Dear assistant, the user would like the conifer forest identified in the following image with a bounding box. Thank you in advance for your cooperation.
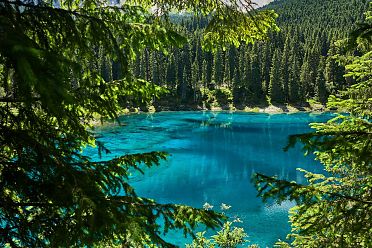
[121,0,368,110]
[0,0,371,247]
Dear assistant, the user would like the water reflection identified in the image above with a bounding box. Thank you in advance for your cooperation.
[84,111,334,247]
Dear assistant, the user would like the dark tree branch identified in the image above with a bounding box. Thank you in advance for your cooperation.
[255,173,372,205]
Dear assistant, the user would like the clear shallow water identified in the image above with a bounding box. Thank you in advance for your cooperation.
[84,111,334,247]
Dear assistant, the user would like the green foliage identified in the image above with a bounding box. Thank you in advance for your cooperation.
[315,57,328,104]
[328,50,372,116]
[186,222,249,248]
[186,231,216,248]
[128,0,279,52]
[214,88,234,107]
[133,0,366,110]
[269,49,284,103]
[203,9,279,52]
[186,203,259,248]
[253,4,372,247]
[202,87,233,109]
[212,222,248,248]
[0,0,277,247]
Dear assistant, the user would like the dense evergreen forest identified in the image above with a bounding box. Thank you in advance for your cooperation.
[1,0,371,246]
[0,0,278,247]
[116,0,368,110]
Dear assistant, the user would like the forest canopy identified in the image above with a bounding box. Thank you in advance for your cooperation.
[127,0,368,110]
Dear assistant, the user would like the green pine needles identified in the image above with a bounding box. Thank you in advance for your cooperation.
[0,0,277,247]
[254,3,372,247]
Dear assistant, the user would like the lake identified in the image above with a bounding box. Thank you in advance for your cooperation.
[84,111,333,247]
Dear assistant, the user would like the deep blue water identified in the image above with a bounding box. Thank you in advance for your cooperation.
[84,111,334,247]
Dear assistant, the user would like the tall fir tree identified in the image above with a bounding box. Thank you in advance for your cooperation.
[281,36,291,102]
[261,42,272,96]
[288,52,301,103]
[300,59,312,101]
[269,50,284,103]
[166,55,177,89]
[250,53,262,102]
[315,57,328,104]
[213,48,224,86]
[192,60,200,102]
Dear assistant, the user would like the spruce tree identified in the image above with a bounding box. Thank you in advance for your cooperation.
[213,49,224,86]
[1,0,278,246]
[325,43,346,93]
[261,42,272,96]
[205,52,213,84]
[269,50,284,104]
[250,54,262,102]
[166,55,177,89]
[183,44,192,84]
[300,59,312,101]
[281,36,291,102]
[315,57,328,104]
[244,49,252,86]
[254,10,372,246]
[223,59,231,88]
[228,46,238,80]
[201,59,208,93]
[288,53,301,103]
[192,60,199,102]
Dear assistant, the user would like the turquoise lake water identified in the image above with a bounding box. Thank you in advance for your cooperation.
[84,111,334,247]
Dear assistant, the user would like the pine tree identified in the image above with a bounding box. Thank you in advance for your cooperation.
[250,53,262,102]
[166,55,177,89]
[315,57,328,104]
[223,59,231,88]
[269,50,284,104]
[128,0,365,107]
[192,60,199,102]
[281,36,291,102]
[228,46,238,80]
[288,53,301,103]
[254,10,372,246]
[307,48,320,96]
[213,48,224,86]
[201,59,208,93]
[181,69,188,100]
[325,43,346,94]
[3,0,279,246]
[176,48,184,86]
[157,53,167,86]
[261,42,271,96]
[243,49,252,88]
[300,59,312,101]
[205,52,213,84]
[183,44,192,87]
[233,66,241,86]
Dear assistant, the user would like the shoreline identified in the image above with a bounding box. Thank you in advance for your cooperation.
[126,103,326,114]
[90,104,329,126]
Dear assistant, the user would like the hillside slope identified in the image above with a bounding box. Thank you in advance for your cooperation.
[124,0,369,110]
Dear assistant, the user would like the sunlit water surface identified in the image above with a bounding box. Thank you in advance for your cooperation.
[84,111,334,247]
